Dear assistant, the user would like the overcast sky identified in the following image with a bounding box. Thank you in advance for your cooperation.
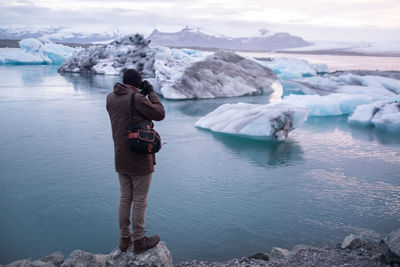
[1,0,400,42]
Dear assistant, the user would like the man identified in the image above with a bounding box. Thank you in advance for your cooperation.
[106,69,165,253]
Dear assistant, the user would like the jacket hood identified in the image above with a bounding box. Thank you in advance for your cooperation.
[113,82,138,95]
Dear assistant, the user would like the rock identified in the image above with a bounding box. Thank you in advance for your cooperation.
[5,259,33,267]
[270,247,290,259]
[384,229,400,264]
[341,234,367,249]
[248,252,269,261]
[5,257,59,267]
[60,250,105,267]
[39,252,64,266]
[26,261,54,267]
[106,241,172,267]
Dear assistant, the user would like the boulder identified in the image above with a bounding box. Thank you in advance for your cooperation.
[248,252,269,261]
[341,234,366,249]
[270,247,290,259]
[39,252,64,266]
[106,241,172,267]
[384,229,400,264]
[4,259,34,267]
[4,252,64,267]
[60,250,106,267]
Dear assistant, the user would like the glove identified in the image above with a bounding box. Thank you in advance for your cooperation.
[139,80,154,96]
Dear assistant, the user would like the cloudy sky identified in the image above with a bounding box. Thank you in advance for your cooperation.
[1,0,400,42]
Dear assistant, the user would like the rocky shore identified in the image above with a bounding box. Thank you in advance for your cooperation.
[2,229,400,267]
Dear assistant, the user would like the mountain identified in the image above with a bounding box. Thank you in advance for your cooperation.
[0,26,120,44]
[147,26,311,51]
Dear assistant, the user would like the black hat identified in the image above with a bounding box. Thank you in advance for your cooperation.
[123,69,142,88]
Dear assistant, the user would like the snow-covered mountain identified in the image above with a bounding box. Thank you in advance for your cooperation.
[147,26,311,51]
[0,26,120,44]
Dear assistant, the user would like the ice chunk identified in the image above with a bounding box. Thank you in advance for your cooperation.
[255,57,329,79]
[195,102,310,141]
[288,73,400,99]
[337,85,396,101]
[0,38,75,65]
[349,100,400,130]
[59,35,278,99]
[161,51,277,99]
[58,34,154,75]
[283,93,373,116]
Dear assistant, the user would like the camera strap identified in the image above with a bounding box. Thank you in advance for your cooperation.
[130,92,137,131]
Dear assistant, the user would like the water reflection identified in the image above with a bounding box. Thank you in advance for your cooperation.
[349,124,400,145]
[60,72,120,94]
[304,116,400,145]
[165,94,275,117]
[207,131,304,168]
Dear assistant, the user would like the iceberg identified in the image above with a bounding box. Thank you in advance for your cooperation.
[58,34,155,76]
[158,51,278,99]
[283,93,373,116]
[255,57,329,79]
[348,100,400,130]
[287,73,400,99]
[59,35,278,99]
[0,38,75,65]
[195,102,310,141]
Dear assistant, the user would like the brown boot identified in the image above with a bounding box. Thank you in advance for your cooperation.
[119,235,131,252]
[133,235,160,254]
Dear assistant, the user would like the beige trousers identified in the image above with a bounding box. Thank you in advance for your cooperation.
[118,173,152,241]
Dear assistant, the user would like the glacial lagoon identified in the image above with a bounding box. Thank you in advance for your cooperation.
[0,63,399,264]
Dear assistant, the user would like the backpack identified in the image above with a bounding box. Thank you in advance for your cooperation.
[128,93,162,154]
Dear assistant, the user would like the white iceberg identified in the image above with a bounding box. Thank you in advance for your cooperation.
[0,38,75,65]
[60,36,278,99]
[255,57,329,79]
[158,51,278,99]
[337,85,396,101]
[348,100,400,130]
[288,73,400,99]
[59,34,155,76]
[195,102,310,141]
[283,93,373,116]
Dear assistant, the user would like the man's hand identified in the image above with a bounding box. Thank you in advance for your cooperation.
[139,80,154,96]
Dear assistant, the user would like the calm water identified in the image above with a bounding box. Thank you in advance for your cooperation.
[0,64,400,264]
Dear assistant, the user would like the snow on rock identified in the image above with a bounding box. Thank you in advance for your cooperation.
[255,57,329,79]
[283,93,373,116]
[349,100,400,130]
[160,51,278,99]
[288,73,400,100]
[0,38,75,65]
[195,102,310,141]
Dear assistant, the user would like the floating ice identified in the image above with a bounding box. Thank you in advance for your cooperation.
[349,100,400,130]
[195,102,310,141]
[337,85,396,101]
[255,57,329,79]
[59,34,155,76]
[288,73,400,98]
[283,93,373,116]
[60,36,278,99]
[0,38,75,65]
[159,51,277,99]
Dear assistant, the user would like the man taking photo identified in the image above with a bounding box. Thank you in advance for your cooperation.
[106,69,165,253]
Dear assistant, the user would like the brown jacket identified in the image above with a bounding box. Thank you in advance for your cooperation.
[106,82,165,176]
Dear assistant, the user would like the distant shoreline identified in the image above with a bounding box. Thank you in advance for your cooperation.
[1,39,399,58]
